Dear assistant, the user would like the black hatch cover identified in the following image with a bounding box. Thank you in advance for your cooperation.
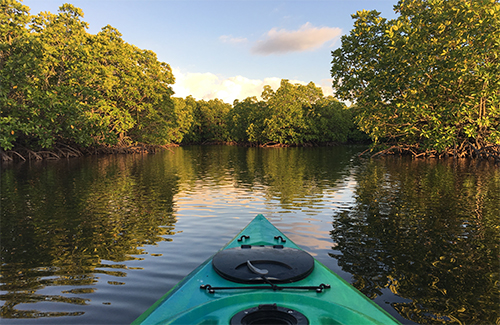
[212,245,314,283]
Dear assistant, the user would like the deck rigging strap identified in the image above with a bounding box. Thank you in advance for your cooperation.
[200,282,330,294]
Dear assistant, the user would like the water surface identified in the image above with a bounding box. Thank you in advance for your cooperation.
[1,146,498,324]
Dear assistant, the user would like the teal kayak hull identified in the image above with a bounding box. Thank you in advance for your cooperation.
[133,215,401,325]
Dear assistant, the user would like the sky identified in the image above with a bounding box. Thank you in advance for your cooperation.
[21,0,398,103]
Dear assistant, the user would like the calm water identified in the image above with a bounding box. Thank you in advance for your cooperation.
[1,146,499,324]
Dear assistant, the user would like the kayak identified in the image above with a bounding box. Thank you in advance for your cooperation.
[132,215,401,325]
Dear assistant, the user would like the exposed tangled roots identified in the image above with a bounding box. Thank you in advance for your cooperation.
[360,142,500,163]
[1,146,82,161]
[1,143,177,162]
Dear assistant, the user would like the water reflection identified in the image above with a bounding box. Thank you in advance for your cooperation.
[0,146,359,322]
[330,157,500,324]
[1,155,178,319]
[1,148,498,324]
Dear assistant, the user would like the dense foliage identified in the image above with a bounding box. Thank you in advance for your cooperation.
[3,0,500,160]
[1,0,175,152]
[227,80,364,146]
[166,81,363,146]
[181,97,232,144]
[331,0,500,158]
[0,0,363,159]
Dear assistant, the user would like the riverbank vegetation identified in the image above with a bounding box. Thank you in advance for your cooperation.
[0,1,363,162]
[1,0,499,161]
[331,0,500,160]
[1,1,176,160]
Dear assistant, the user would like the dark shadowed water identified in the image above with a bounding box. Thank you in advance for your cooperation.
[1,146,499,324]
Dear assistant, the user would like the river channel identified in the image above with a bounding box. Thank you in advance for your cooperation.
[1,145,499,324]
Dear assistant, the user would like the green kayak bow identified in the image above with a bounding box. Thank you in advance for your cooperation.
[133,215,401,325]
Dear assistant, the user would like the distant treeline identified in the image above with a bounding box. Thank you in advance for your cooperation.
[175,82,366,146]
[0,1,364,160]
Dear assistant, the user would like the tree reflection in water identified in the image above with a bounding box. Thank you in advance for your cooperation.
[1,148,498,324]
[330,158,499,324]
[1,155,178,318]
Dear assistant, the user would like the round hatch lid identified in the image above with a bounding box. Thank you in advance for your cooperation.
[212,245,314,283]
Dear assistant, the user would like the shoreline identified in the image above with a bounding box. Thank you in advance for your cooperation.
[2,142,499,163]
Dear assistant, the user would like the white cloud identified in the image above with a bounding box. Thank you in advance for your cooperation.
[252,22,342,55]
[320,78,334,97]
[172,68,334,104]
[172,68,278,103]
[219,35,248,44]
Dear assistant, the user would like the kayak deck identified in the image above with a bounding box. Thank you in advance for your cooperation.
[133,215,401,325]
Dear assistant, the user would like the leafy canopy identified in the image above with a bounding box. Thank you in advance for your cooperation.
[0,0,175,150]
[331,0,500,157]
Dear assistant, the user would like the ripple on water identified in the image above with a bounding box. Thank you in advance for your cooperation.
[1,147,497,325]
